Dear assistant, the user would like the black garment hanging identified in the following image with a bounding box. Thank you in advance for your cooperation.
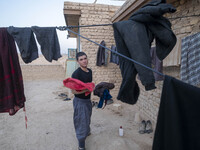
[7,26,38,63]
[138,47,164,81]
[96,40,106,66]
[31,26,61,62]
[110,45,119,65]
[153,75,200,150]
[113,0,176,104]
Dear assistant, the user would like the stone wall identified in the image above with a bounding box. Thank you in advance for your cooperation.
[64,2,120,101]
[136,0,200,123]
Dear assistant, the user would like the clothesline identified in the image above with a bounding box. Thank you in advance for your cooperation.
[3,25,165,76]
[59,23,113,29]
[56,26,165,77]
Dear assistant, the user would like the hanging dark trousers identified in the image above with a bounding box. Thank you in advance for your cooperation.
[113,20,154,104]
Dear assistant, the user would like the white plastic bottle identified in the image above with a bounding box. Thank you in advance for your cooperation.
[119,126,123,136]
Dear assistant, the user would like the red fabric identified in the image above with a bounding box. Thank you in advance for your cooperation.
[63,78,95,96]
[0,28,26,116]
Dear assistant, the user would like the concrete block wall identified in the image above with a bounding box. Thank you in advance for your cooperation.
[64,2,121,101]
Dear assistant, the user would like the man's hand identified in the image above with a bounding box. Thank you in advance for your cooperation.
[71,89,89,95]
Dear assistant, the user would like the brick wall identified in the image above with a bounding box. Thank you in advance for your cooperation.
[137,0,200,123]
[64,2,120,101]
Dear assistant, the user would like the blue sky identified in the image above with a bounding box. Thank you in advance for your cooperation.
[0,0,124,54]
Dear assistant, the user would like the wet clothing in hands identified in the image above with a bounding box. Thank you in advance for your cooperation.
[71,67,93,99]
[63,77,94,98]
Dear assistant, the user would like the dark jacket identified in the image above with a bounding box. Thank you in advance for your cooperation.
[96,40,106,66]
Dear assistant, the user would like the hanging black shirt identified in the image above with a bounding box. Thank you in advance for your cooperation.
[72,67,92,99]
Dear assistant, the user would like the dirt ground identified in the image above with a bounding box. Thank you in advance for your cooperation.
[0,57,153,150]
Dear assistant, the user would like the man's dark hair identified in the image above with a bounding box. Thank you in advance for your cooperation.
[76,52,87,60]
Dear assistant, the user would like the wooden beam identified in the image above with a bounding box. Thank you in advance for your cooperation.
[63,9,81,15]
[112,0,150,22]
[112,0,176,22]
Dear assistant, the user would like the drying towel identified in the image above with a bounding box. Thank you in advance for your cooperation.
[7,26,38,63]
[0,28,26,115]
[153,75,200,150]
[63,78,95,96]
[31,26,61,62]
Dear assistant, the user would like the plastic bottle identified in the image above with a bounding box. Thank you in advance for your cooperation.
[119,126,123,136]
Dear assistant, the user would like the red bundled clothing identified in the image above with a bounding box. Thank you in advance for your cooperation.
[63,78,95,96]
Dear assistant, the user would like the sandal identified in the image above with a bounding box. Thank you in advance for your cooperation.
[63,98,71,101]
[58,93,68,97]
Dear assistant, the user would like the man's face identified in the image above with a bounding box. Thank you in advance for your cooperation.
[77,55,88,68]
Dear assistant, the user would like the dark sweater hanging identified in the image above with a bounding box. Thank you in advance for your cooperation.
[113,0,176,104]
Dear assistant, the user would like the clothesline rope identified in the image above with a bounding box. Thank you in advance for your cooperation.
[58,24,113,29]
[57,26,165,77]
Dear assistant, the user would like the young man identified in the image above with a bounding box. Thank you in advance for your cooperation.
[71,52,92,150]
